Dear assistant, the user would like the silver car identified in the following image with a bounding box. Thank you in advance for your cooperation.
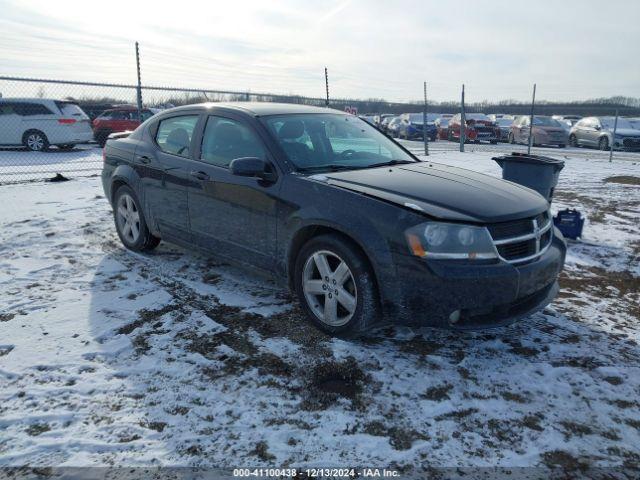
[569,116,640,151]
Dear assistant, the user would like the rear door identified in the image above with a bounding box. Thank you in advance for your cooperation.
[15,101,59,144]
[136,113,201,242]
[184,113,280,270]
[0,102,23,145]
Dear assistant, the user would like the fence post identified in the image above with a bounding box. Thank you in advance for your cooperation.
[135,42,143,122]
[423,81,429,156]
[460,84,465,152]
[324,67,330,107]
[609,109,618,163]
[527,83,536,155]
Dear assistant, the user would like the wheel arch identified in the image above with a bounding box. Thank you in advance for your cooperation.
[286,223,381,299]
[108,164,141,205]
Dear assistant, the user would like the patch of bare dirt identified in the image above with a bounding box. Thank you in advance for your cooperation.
[604,175,640,186]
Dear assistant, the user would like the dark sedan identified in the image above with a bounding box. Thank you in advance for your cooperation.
[102,103,566,334]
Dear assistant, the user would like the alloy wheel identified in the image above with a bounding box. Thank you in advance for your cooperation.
[116,193,141,244]
[302,250,357,327]
[27,133,45,151]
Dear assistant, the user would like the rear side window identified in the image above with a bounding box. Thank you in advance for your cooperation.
[200,116,266,168]
[12,102,55,116]
[155,115,199,157]
[0,103,17,115]
[98,110,114,119]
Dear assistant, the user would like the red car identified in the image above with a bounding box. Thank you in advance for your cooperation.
[447,113,500,144]
[92,106,156,146]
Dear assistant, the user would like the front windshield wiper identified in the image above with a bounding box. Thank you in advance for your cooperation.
[297,159,416,174]
[297,164,365,173]
[365,159,416,168]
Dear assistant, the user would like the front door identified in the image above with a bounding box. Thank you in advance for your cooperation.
[186,114,279,271]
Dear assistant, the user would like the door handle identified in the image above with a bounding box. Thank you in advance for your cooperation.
[190,171,210,181]
[137,155,151,164]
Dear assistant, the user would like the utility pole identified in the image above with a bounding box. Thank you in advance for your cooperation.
[609,109,619,163]
[527,83,536,155]
[324,67,330,107]
[135,42,143,122]
[423,81,429,156]
[460,84,465,152]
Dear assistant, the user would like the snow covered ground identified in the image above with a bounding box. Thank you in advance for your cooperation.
[0,145,102,183]
[0,150,639,474]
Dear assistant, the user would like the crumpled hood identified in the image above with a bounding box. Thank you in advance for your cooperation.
[314,162,549,223]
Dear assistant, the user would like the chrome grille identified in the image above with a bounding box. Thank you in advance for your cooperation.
[488,211,552,264]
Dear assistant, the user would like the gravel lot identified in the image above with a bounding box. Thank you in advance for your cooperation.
[0,149,638,474]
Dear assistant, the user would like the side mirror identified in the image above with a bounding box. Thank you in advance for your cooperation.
[229,157,276,182]
[594,125,601,131]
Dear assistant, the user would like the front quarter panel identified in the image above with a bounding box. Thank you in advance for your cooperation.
[277,174,428,318]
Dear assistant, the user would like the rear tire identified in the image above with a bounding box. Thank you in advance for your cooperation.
[113,185,160,252]
[294,234,379,335]
[558,144,566,148]
[23,130,49,152]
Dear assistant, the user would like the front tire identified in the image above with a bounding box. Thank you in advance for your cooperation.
[599,136,609,151]
[294,234,379,335]
[113,185,160,251]
[23,130,49,152]
[569,134,578,147]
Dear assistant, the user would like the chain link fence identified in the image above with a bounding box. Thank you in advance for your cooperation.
[1,75,639,184]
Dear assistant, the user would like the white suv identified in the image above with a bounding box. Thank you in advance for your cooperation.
[0,98,93,151]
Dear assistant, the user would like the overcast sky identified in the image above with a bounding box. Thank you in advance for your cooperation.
[0,0,638,103]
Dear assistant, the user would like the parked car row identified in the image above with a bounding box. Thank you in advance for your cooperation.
[1,98,639,153]
[363,110,640,151]
[0,97,162,151]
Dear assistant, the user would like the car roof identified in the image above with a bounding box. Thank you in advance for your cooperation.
[166,102,345,117]
[0,97,61,103]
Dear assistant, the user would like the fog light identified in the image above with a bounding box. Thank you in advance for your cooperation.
[449,310,461,324]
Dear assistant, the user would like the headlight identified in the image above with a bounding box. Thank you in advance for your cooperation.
[405,222,498,260]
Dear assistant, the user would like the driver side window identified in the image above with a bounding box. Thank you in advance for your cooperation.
[200,116,266,168]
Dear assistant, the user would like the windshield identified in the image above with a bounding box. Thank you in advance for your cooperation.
[497,118,514,126]
[263,113,416,172]
[532,116,562,127]
[600,117,634,129]
[466,113,490,121]
[408,113,424,122]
